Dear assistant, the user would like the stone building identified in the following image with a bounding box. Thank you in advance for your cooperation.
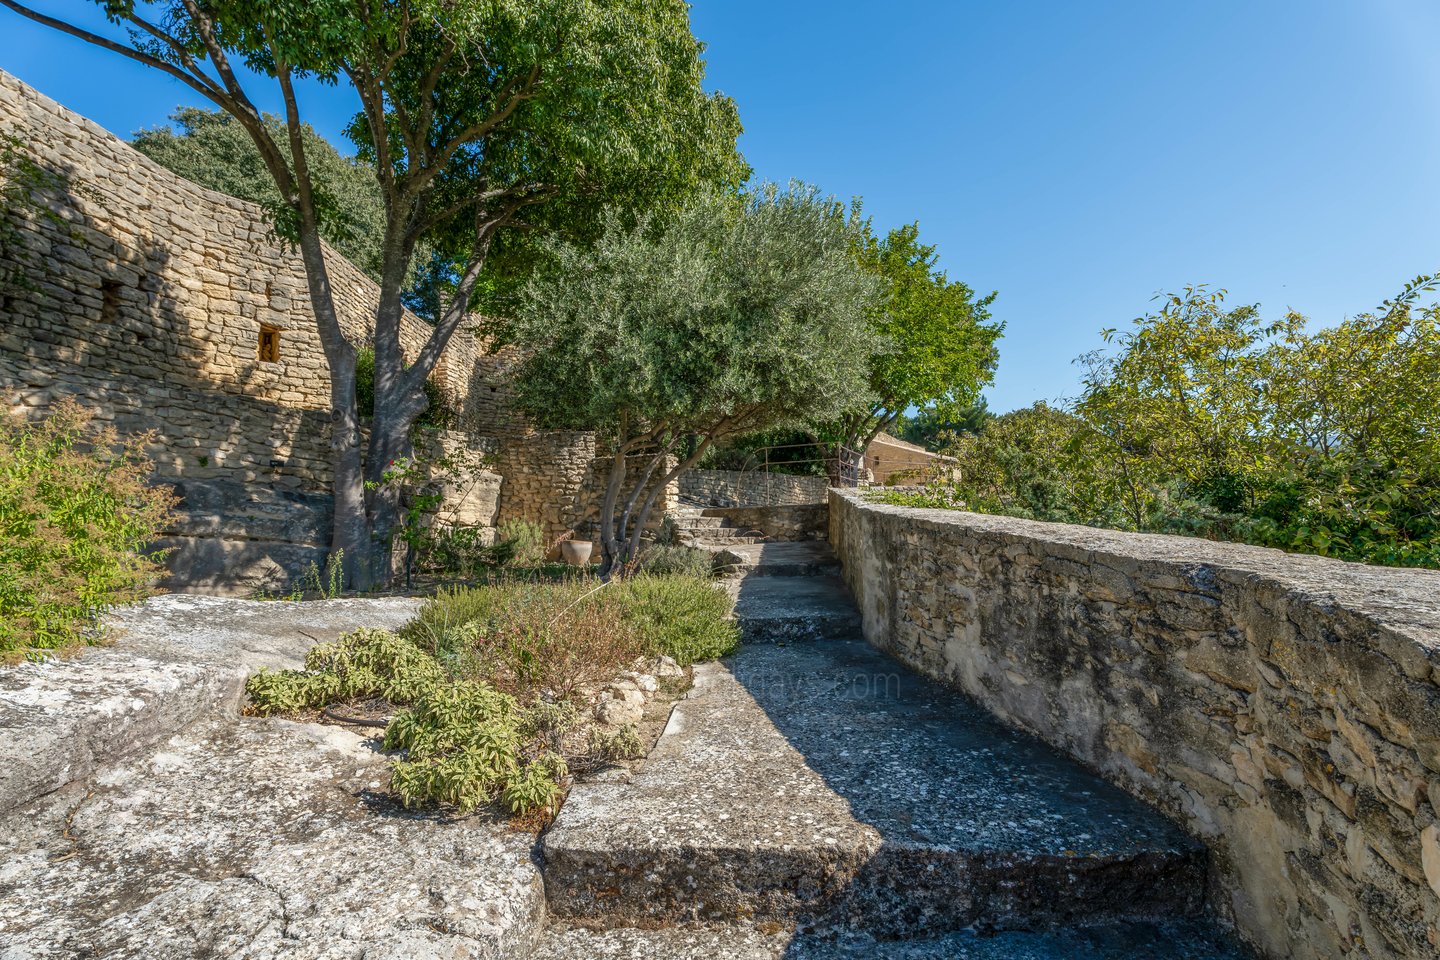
[0,70,667,594]
[863,431,958,485]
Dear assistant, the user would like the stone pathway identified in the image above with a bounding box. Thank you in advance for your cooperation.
[536,542,1252,957]
[0,565,1254,958]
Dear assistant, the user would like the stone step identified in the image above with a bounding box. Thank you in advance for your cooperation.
[727,574,861,641]
[531,919,1251,959]
[710,541,843,579]
[681,526,768,541]
[0,595,419,816]
[540,638,1209,939]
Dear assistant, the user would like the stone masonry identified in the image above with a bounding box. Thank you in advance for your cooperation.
[679,468,829,507]
[0,71,665,591]
[830,490,1440,960]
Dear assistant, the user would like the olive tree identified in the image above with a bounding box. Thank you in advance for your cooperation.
[504,185,881,576]
[2,0,744,586]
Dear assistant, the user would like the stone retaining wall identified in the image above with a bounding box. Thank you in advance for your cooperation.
[680,469,828,506]
[0,71,664,587]
[830,490,1440,960]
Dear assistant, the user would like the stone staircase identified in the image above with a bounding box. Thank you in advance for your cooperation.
[671,503,769,546]
[534,542,1252,958]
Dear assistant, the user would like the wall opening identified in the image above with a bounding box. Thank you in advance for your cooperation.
[100,279,122,323]
[258,323,281,362]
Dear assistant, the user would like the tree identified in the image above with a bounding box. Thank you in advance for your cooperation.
[132,107,437,303]
[504,185,880,576]
[3,0,745,587]
[831,220,1001,461]
[900,398,993,451]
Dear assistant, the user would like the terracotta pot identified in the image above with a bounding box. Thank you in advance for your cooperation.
[559,539,593,566]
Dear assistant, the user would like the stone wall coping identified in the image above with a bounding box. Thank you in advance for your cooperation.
[833,489,1440,672]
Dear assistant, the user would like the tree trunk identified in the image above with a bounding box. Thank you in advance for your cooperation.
[597,448,628,579]
[292,226,367,586]
[361,230,425,585]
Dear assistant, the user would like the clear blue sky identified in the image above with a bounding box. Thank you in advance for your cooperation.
[4,1,1439,411]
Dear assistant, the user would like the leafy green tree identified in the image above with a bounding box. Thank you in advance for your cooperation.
[505,185,880,575]
[3,0,745,587]
[832,220,1001,459]
[883,276,1440,569]
[900,398,994,451]
[133,107,397,283]
[1073,285,1298,520]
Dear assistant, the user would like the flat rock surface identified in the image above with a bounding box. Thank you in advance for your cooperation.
[0,716,543,960]
[0,594,420,816]
[542,637,1207,935]
[532,920,1251,959]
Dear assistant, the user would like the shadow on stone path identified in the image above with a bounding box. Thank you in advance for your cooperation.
[538,541,1254,957]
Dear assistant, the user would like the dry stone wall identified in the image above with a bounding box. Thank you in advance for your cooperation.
[680,468,829,507]
[0,71,656,587]
[830,490,1440,960]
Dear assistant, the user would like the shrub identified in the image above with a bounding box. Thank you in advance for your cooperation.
[611,574,739,666]
[588,723,644,762]
[385,680,568,815]
[637,543,715,579]
[246,573,735,816]
[246,628,445,714]
[0,401,176,657]
[405,579,647,699]
[493,517,547,567]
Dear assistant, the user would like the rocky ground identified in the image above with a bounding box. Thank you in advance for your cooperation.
[0,559,1255,958]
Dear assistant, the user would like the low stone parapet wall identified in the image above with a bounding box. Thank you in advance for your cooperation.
[680,469,829,507]
[829,490,1440,960]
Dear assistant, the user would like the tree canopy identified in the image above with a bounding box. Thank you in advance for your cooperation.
[505,184,880,573]
[832,219,1001,453]
[3,0,746,585]
[883,276,1440,569]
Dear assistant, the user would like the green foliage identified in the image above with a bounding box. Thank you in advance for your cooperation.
[588,723,644,762]
[0,401,176,657]
[245,571,730,813]
[493,519,548,569]
[636,543,716,579]
[246,628,446,714]
[504,184,880,572]
[385,680,567,815]
[884,278,1440,569]
[610,575,740,666]
[833,219,1002,450]
[899,399,994,451]
[509,185,878,438]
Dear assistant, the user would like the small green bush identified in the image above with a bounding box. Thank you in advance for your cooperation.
[588,723,644,762]
[611,574,739,666]
[637,543,715,579]
[385,680,568,815]
[246,628,445,714]
[245,573,734,816]
[0,401,176,657]
[493,518,547,567]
